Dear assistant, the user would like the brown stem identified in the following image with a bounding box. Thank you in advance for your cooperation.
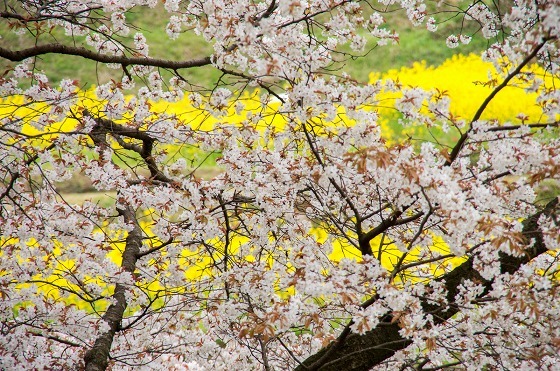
[445,37,554,166]
[486,121,559,131]
[0,143,56,215]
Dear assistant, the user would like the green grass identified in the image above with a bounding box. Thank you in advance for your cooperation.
[535,179,560,208]
[344,27,490,83]
[60,191,117,207]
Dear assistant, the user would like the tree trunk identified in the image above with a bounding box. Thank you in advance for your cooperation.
[84,206,142,371]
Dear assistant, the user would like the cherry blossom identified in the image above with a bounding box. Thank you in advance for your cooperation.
[0,1,559,370]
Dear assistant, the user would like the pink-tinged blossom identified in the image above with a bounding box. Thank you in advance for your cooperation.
[446,34,459,48]
[426,17,438,32]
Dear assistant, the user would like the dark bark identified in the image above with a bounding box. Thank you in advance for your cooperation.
[296,198,559,371]
[0,44,211,70]
[83,206,142,371]
[86,112,173,183]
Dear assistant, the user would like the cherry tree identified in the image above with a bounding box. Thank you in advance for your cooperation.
[1,0,559,370]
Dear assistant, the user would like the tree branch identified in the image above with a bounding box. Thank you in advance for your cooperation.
[486,121,559,131]
[29,331,82,348]
[85,112,173,183]
[0,44,212,70]
[136,237,174,259]
[0,143,56,213]
[445,37,555,166]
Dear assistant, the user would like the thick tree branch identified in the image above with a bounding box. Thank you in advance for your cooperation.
[297,198,559,370]
[136,237,174,259]
[0,44,212,70]
[86,112,173,183]
[358,209,424,255]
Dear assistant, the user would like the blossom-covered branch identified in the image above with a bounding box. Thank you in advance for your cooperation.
[297,198,559,370]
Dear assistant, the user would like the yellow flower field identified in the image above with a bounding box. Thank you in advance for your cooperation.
[373,53,558,142]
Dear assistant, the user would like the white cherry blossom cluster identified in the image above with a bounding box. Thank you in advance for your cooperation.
[0,0,559,370]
